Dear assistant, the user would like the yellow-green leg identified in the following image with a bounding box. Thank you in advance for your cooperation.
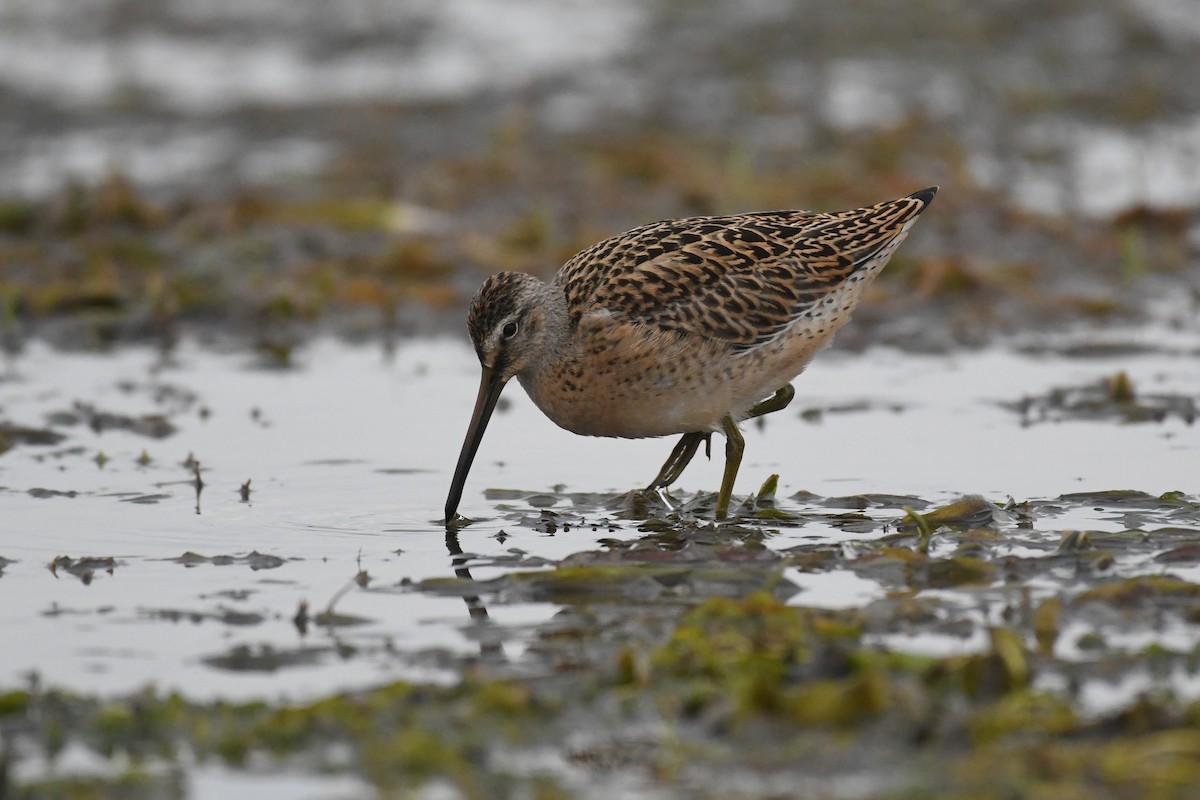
[747,384,795,419]
[646,385,795,492]
[715,414,744,520]
[646,431,709,491]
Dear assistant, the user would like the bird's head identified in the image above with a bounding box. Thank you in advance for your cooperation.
[445,271,560,521]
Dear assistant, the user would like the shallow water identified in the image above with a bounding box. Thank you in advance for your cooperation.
[1,322,1197,702]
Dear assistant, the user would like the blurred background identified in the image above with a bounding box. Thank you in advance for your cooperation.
[0,0,1198,350]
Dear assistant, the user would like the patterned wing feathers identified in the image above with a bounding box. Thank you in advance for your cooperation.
[556,191,933,349]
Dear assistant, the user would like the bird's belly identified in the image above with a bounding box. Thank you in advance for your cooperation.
[519,364,731,438]
[516,303,867,440]
[516,331,807,439]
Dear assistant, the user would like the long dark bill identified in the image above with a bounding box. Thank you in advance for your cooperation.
[444,365,507,522]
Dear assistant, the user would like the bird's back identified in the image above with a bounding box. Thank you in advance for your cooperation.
[554,189,935,351]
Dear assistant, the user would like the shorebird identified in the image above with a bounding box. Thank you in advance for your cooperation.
[445,187,937,521]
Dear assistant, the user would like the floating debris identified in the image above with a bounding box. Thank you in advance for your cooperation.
[897,495,1005,533]
[799,399,905,422]
[140,606,267,627]
[202,644,327,672]
[166,551,288,570]
[49,402,177,438]
[1007,371,1197,425]
[0,424,64,455]
[27,487,78,499]
[118,493,172,504]
[48,555,117,584]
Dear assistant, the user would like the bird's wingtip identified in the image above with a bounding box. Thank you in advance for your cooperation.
[909,186,939,206]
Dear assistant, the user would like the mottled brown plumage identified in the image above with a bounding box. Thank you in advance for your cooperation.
[446,187,938,521]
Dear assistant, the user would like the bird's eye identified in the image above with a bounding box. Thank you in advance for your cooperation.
[502,321,519,339]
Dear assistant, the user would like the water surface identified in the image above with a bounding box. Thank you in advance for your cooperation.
[2,324,1196,701]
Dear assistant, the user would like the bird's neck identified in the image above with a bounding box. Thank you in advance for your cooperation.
[533,279,573,365]
[515,281,576,397]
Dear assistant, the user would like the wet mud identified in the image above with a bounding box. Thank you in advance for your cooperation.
[5,486,1200,797]
[1,323,1198,798]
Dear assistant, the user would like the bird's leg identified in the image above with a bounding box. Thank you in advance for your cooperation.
[746,384,795,420]
[646,431,709,490]
[646,385,793,494]
[715,414,744,520]
[712,385,791,517]
[713,385,792,515]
